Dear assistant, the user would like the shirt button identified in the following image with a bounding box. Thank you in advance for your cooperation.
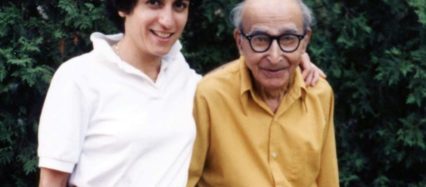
[271,152,278,158]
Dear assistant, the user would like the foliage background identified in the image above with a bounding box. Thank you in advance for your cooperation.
[0,0,425,186]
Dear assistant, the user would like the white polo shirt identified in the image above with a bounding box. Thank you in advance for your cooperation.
[38,32,201,187]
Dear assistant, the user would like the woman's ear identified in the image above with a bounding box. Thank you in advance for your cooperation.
[118,11,126,17]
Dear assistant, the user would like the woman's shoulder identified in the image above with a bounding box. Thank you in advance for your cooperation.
[51,51,100,84]
[58,52,95,72]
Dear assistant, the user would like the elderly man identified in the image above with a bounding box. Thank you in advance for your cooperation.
[187,0,339,186]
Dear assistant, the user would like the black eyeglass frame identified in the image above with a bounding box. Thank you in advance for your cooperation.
[239,28,306,53]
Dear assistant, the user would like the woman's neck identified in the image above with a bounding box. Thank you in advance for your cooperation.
[114,38,162,82]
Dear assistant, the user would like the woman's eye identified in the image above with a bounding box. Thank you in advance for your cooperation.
[174,1,189,12]
[146,0,162,7]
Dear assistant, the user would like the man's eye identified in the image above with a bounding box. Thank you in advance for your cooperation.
[280,35,296,43]
[253,35,270,43]
[174,1,189,12]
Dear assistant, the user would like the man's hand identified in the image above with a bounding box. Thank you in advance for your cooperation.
[300,52,326,86]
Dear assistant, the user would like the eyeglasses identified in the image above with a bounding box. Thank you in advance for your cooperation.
[240,28,305,53]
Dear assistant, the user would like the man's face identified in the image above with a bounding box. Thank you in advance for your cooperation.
[234,0,311,92]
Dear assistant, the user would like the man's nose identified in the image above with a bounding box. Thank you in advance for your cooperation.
[267,40,283,64]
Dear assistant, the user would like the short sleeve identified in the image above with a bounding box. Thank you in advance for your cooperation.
[37,62,92,173]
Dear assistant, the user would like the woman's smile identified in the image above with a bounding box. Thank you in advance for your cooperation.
[151,30,174,39]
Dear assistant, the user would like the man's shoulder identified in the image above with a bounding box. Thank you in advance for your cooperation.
[196,59,241,95]
[203,59,240,78]
[305,77,334,100]
[200,60,240,84]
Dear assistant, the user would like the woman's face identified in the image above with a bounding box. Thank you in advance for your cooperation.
[120,0,190,58]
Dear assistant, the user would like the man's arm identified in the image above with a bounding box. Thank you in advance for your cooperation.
[300,52,326,86]
[39,168,70,187]
[317,93,340,187]
[187,90,211,187]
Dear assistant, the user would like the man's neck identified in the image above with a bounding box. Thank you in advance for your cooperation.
[256,84,289,113]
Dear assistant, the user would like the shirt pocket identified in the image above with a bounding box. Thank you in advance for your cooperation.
[288,142,321,183]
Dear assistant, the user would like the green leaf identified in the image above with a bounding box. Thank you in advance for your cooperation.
[407,0,426,25]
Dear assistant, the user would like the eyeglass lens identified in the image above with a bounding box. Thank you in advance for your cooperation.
[250,34,301,52]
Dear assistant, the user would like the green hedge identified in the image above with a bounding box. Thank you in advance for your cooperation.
[0,0,425,186]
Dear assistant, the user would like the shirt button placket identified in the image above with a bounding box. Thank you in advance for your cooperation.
[271,152,278,159]
[269,118,285,185]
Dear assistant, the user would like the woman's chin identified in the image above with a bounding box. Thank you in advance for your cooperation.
[150,46,173,57]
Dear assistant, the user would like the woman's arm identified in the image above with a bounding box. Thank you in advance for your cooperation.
[39,168,70,187]
[300,52,326,86]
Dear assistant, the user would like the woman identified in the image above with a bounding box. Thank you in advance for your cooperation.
[38,0,322,186]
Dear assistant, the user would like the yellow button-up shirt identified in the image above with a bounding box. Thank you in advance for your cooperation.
[188,57,339,187]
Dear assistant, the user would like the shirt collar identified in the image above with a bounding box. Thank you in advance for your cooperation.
[238,56,307,115]
[288,66,307,102]
[90,32,184,84]
[239,56,252,96]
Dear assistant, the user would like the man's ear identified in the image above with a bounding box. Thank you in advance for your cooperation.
[233,28,243,54]
[300,29,312,53]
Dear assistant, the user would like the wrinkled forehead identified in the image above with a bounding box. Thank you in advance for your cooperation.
[242,0,304,34]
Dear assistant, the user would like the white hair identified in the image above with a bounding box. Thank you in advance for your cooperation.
[230,0,314,32]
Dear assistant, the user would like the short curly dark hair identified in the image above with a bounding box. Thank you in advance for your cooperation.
[105,0,138,32]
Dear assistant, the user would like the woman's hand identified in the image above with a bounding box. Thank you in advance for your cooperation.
[300,52,326,86]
